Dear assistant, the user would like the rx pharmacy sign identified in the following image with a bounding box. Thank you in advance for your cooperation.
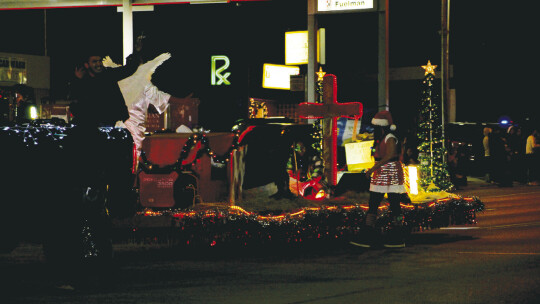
[211,55,231,86]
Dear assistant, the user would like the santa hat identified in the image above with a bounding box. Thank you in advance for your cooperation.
[372,110,396,131]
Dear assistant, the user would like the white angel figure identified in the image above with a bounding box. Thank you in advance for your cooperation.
[104,53,173,163]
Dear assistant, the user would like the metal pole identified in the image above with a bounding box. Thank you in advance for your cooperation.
[43,10,47,56]
[307,0,318,103]
[441,0,449,155]
[122,0,133,65]
[378,0,389,111]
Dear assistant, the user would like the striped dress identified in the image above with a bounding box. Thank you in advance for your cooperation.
[370,134,406,194]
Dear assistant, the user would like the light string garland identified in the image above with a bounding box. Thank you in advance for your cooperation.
[1,123,132,150]
[128,195,484,248]
[138,129,243,174]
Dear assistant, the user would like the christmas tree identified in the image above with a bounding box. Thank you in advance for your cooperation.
[416,61,453,192]
[310,67,325,155]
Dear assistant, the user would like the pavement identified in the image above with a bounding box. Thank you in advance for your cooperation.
[450,175,540,201]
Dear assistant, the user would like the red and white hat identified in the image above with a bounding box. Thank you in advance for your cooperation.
[372,110,396,131]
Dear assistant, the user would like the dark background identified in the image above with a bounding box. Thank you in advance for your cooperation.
[0,0,535,131]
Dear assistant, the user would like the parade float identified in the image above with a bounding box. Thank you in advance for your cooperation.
[0,65,484,255]
[118,68,483,249]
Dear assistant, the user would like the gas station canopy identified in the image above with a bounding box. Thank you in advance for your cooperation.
[0,0,254,10]
[0,0,262,64]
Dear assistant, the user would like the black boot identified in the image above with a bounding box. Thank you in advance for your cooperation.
[350,213,379,248]
[384,216,406,248]
[350,225,379,248]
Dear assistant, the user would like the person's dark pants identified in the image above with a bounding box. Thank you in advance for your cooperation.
[510,154,526,183]
[367,192,403,219]
[526,153,539,183]
[483,156,492,182]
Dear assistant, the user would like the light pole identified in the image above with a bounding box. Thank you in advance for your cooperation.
[441,0,450,154]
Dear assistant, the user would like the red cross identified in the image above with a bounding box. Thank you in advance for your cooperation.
[298,74,363,186]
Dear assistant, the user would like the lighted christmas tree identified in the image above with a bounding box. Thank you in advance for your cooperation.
[310,67,325,155]
[416,61,453,191]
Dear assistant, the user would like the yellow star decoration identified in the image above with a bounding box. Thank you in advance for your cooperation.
[421,60,437,76]
[316,66,326,81]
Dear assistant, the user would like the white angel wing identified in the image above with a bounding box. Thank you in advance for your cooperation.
[117,52,171,108]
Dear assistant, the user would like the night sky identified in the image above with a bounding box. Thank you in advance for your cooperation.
[0,0,535,131]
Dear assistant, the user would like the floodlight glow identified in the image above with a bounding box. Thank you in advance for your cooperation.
[28,105,38,120]
[315,189,326,199]
[408,166,419,195]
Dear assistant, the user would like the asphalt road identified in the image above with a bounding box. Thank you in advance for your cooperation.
[2,179,540,304]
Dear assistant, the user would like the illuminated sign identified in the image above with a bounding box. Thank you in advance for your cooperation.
[262,64,300,90]
[285,31,308,65]
[211,55,231,86]
[285,29,325,65]
[0,57,27,84]
[318,0,375,12]
[345,140,375,171]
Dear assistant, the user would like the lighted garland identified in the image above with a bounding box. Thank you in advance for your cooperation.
[1,123,68,146]
[248,98,268,119]
[0,123,132,149]
[138,129,243,174]
[127,196,484,248]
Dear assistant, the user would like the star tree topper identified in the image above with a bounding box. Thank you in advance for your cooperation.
[316,66,326,81]
[421,60,437,76]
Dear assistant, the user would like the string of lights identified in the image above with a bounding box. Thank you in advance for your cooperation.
[131,195,484,248]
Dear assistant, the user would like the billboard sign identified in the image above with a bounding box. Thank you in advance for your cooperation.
[0,57,27,84]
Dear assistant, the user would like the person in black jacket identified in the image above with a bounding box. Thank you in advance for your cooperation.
[69,49,141,128]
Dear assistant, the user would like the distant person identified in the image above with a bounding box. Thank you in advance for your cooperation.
[448,145,468,188]
[490,128,512,187]
[350,110,406,248]
[506,126,526,184]
[286,140,324,197]
[525,128,540,186]
[287,141,323,182]
[482,127,492,182]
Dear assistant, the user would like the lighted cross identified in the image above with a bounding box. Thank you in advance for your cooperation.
[298,74,363,186]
